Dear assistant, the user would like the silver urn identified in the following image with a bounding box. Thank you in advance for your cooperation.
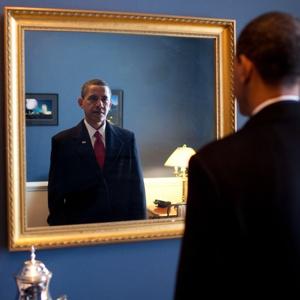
[15,246,52,300]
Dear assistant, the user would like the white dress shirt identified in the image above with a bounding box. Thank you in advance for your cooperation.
[84,119,106,148]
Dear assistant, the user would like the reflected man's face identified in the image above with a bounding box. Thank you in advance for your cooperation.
[78,84,112,129]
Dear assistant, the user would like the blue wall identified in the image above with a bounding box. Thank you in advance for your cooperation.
[25,32,214,181]
[1,1,300,300]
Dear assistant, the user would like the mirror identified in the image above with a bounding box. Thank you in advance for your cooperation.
[25,31,215,227]
[5,7,236,250]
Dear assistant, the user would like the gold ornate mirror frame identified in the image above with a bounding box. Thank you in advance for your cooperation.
[4,6,236,251]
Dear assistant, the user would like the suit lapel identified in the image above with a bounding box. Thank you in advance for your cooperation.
[73,120,99,169]
[105,122,124,170]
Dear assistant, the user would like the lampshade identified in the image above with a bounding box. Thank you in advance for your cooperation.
[164,144,196,168]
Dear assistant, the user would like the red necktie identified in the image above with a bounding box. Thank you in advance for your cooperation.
[94,131,105,168]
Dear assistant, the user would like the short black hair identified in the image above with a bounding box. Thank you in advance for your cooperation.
[81,79,111,98]
[237,11,300,85]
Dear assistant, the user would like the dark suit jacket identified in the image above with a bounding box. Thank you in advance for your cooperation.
[47,120,146,225]
[175,101,300,299]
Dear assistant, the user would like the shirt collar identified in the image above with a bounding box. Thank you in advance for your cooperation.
[251,95,300,116]
[84,119,106,145]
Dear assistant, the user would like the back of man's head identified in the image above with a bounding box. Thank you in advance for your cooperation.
[237,12,300,86]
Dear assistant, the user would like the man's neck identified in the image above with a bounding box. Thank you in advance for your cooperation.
[85,119,105,130]
[251,94,300,116]
[249,83,300,115]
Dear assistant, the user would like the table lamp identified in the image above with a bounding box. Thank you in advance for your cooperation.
[164,144,196,202]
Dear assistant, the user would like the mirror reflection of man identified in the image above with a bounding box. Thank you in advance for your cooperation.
[47,79,146,225]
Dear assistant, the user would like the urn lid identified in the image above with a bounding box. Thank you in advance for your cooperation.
[16,246,52,284]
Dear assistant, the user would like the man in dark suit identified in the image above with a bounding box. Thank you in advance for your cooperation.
[175,12,300,299]
[47,79,146,225]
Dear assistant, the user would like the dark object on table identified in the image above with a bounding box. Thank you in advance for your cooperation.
[154,199,172,208]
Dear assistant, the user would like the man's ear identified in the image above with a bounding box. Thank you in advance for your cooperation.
[78,97,83,108]
[236,54,254,84]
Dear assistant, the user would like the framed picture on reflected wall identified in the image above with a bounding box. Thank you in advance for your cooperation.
[108,89,123,128]
[25,93,58,126]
